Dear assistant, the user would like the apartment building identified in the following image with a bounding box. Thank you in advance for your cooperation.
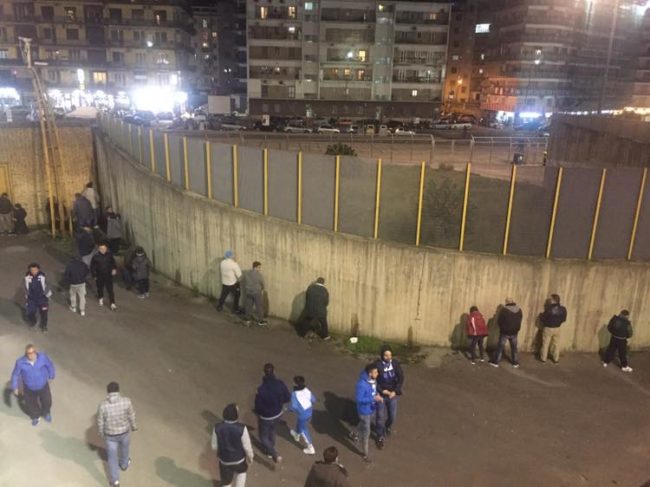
[631,6,650,108]
[246,0,452,120]
[0,0,193,105]
[473,0,644,120]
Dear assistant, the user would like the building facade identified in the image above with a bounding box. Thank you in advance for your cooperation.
[246,0,452,120]
[0,0,193,107]
[631,5,650,108]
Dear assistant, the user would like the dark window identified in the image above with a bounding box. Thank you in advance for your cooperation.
[66,29,79,40]
[450,67,457,74]
[112,51,124,63]
[154,10,167,24]
[42,27,53,39]
[41,6,54,19]
[453,41,459,48]
[65,7,77,21]
[108,9,122,22]
[132,9,144,20]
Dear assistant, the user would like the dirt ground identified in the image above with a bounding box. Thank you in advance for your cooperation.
[1,233,649,487]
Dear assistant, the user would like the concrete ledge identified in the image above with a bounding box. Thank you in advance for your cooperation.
[95,130,650,352]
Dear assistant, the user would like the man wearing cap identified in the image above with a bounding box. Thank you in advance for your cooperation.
[490,297,523,368]
[217,250,243,314]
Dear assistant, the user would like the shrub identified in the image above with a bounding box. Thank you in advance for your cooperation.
[325,143,357,156]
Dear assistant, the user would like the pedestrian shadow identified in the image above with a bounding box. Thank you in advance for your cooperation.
[154,456,218,487]
[39,429,106,485]
[449,313,468,356]
[597,324,610,358]
[0,293,25,326]
[311,391,360,455]
[201,409,221,434]
[1,383,30,418]
[290,291,306,325]
[486,305,503,353]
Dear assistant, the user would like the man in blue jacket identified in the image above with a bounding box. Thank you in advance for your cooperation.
[11,344,56,426]
[24,263,53,332]
[254,363,290,464]
[349,364,383,462]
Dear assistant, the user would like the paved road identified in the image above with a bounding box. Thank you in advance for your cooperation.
[1,233,649,487]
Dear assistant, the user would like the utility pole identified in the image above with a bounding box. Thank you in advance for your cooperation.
[597,0,620,114]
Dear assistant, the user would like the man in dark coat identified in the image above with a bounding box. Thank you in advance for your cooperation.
[12,203,28,234]
[603,310,634,372]
[298,277,330,340]
[304,446,349,487]
[73,193,95,229]
[490,298,523,368]
[254,363,290,464]
[90,241,118,310]
[0,192,13,235]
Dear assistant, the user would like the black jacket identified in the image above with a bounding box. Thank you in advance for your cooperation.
[305,283,329,318]
[0,195,12,214]
[540,303,567,328]
[76,230,95,256]
[64,258,90,285]
[73,196,94,226]
[254,375,291,419]
[498,303,523,335]
[90,251,117,278]
[376,358,404,395]
[607,315,633,339]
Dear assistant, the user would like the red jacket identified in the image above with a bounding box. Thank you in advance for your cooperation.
[466,311,488,336]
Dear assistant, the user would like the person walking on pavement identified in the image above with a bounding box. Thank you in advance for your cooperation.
[374,346,404,450]
[212,403,254,487]
[254,363,291,464]
[12,203,28,234]
[0,192,14,235]
[244,261,267,326]
[466,306,489,364]
[289,376,317,455]
[490,298,523,368]
[217,250,242,313]
[64,256,90,316]
[91,241,118,310]
[349,363,383,462]
[10,344,55,426]
[298,277,330,340]
[304,446,350,487]
[76,226,96,268]
[603,310,634,372]
[73,192,96,229]
[97,382,138,487]
[539,294,568,364]
[130,246,152,299]
[105,207,123,256]
[82,181,100,224]
[24,263,52,332]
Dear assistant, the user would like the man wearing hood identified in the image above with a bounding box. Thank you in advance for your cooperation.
[105,206,123,256]
[212,403,254,487]
[490,298,523,368]
[349,364,383,462]
[97,382,137,487]
[24,263,53,332]
[130,246,152,298]
[254,363,291,464]
[374,346,404,449]
[73,192,95,229]
[217,250,242,313]
[603,309,634,372]
[539,294,567,363]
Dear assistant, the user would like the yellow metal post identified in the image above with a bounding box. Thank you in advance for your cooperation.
[415,161,426,246]
[297,152,303,224]
[183,136,190,190]
[546,167,564,259]
[588,168,607,260]
[459,163,471,251]
[149,129,155,173]
[333,155,341,232]
[502,164,518,255]
[163,133,171,182]
[627,167,647,260]
[373,158,382,239]
[138,127,143,164]
[232,144,239,207]
[205,141,213,199]
[263,148,269,215]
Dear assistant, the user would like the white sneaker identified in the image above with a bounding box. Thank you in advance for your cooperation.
[303,445,316,455]
[80,310,86,317]
[622,366,633,373]
[98,298,104,306]
[110,303,117,311]
[602,362,608,367]
[69,306,76,313]
[290,429,301,442]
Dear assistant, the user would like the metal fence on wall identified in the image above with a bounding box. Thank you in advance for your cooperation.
[99,114,650,262]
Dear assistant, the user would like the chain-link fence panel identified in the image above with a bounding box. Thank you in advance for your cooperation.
[267,149,297,222]
[237,146,263,214]
[211,142,234,205]
[508,166,557,257]
[302,153,335,230]
[168,134,184,188]
[187,137,208,196]
[420,163,465,249]
[378,164,420,245]
[431,139,473,167]
[338,156,377,238]
[552,168,601,259]
[463,164,512,254]
[593,168,643,260]
[630,171,650,261]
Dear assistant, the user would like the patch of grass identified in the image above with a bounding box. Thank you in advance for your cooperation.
[340,335,420,361]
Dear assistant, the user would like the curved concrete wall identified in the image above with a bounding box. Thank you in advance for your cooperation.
[95,131,650,352]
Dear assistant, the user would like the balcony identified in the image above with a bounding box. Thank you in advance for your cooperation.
[248,27,302,42]
[392,76,442,84]
[394,34,447,46]
[395,12,449,26]
[321,9,376,23]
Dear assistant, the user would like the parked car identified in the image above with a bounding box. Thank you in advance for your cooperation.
[450,122,472,130]
[284,124,312,133]
[132,111,156,126]
[394,127,416,136]
[155,112,175,127]
[317,124,340,134]
[378,124,390,136]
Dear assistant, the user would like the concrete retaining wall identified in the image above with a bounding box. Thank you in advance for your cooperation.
[95,130,650,352]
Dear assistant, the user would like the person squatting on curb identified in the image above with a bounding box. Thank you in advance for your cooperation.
[11,344,55,426]
[212,403,254,487]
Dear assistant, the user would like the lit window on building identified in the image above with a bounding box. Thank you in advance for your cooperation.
[93,72,107,84]
[480,53,485,60]
[202,42,209,48]
[212,32,217,38]
[411,89,418,97]
[358,50,367,62]
[305,2,314,11]
[65,7,77,21]
[357,69,365,80]
[479,68,484,74]
[260,6,268,19]
[288,26,296,33]
[202,19,208,28]
[378,4,385,12]
[344,68,351,77]
[288,6,297,19]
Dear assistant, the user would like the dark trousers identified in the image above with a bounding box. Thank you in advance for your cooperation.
[217,283,241,311]
[23,383,52,420]
[96,275,115,303]
[219,460,248,485]
[135,278,150,295]
[494,334,519,364]
[258,417,279,461]
[26,300,49,330]
[469,335,486,360]
[298,315,329,338]
[108,238,121,255]
[604,337,629,367]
